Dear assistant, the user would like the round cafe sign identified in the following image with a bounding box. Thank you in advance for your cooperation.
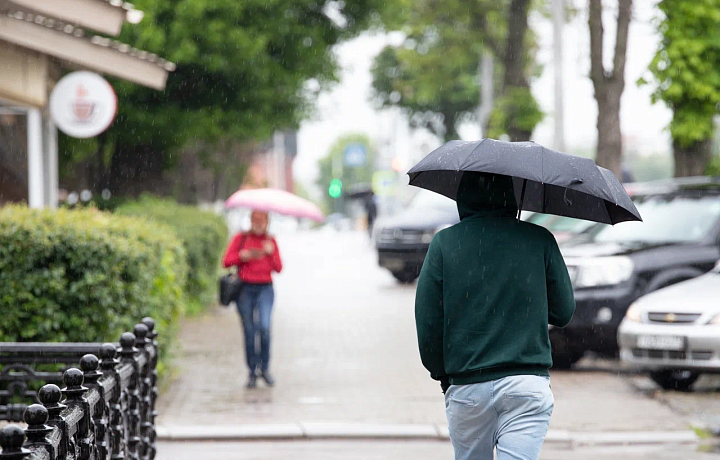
[49,71,118,138]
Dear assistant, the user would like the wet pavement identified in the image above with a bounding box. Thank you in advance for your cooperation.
[156,230,718,456]
[155,439,719,460]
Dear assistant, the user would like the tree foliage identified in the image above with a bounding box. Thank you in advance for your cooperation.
[61,0,385,197]
[642,0,720,176]
[371,41,479,141]
[371,0,543,142]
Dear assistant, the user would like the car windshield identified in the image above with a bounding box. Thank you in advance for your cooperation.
[591,193,720,244]
[409,191,456,209]
[526,214,596,236]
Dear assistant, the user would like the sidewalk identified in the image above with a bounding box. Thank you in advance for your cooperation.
[156,232,696,445]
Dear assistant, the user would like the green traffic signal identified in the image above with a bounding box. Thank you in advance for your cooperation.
[328,178,342,198]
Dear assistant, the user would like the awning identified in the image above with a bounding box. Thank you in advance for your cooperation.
[0,0,130,36]
[0,11,174,90]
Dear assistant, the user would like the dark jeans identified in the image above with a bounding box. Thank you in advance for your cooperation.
[236,283,274,375]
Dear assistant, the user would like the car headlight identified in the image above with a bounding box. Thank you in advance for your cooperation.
[708,314,720,325]
[421,224,453,244]
[624,303,642,322]
[572,256,634,288]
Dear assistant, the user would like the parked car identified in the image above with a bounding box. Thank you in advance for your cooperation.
[525,213,596,244]
[617,262,720,390]
[375,191,459,283]
[552,177,720,368]
[376,193,617,284]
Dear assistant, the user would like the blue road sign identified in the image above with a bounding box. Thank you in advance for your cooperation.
[343,143,367,168]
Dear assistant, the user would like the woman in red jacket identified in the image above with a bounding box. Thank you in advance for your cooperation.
[223,210,283,389]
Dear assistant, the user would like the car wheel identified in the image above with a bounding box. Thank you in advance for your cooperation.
[550,330,584,369]
[649,370,700,391]
[392,270,419,284]
[551,350,584,370]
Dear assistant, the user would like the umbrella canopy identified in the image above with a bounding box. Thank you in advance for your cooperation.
[408,139,641,225]
[347,183,374,199]
[225,188,325,222]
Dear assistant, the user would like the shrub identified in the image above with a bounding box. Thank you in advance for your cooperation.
[708,156,720,176]
[0,206,188,344]
[116,196,228,308]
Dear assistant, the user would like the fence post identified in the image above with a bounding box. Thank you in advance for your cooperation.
[38,384,66,459]
[133,324,151,460]
[61,368,91,459]
[118,332,140,460]
[0,426,30,460]
[81,354,107,460]
[141,317,158,460]
[23,404,53,459]
[99,343,124,459]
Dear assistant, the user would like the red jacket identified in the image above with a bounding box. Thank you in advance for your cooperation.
[222,232,283,284]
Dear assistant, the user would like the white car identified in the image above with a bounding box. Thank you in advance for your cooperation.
[618,261,720,390]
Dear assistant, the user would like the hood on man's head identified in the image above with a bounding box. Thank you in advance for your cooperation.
[456,172,518,220]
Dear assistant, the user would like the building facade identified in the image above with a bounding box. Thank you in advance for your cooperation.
[0,0,172,207]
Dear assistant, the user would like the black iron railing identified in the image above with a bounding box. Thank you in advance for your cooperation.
[0,318,159,460]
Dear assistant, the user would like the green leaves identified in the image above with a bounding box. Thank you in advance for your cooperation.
[0,206,187,345]
[116,195,228,303]
[646,0,720,148]
[371,0,542,142]
[371,41,480,141]
[62,0,388,194]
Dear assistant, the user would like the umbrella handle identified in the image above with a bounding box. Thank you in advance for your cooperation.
[516,179,527,221]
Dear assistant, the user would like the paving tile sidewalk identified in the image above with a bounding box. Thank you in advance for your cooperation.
[157,232,693,435]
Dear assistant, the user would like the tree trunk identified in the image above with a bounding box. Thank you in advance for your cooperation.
[442,112,460,141]
[508,125,532,142]
[595,92,623,177]
[673,138,712,177]
[503,0,532,142]
[588,0,632,179]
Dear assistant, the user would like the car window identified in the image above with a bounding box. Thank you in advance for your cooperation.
[409,191,456,209]
[592,194,720,244]
[526,213,555,226]
[546,216,595,234]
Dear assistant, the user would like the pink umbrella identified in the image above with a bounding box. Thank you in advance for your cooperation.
[225,188,325,222]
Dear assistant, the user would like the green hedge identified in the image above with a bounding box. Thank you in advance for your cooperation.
[708,156,720,176]
[116,196,228,308]
[0,205,188,344]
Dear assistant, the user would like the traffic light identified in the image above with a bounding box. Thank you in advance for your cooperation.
[328,178,342,198]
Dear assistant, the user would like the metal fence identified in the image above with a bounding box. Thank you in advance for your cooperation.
[0,317,158,460]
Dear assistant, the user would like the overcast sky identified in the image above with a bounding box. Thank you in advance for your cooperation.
[296,1,669,191]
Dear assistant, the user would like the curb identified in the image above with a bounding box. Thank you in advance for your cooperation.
[156,423,698,446]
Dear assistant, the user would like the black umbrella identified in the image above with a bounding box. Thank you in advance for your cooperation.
[347,183,374,199]
[407,139,641,224]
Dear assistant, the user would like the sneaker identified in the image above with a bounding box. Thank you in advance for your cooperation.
[260,370,275,387]
[246,374,257,389]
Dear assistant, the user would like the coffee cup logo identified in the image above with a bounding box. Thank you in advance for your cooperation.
[51,71,117,138]
[71,84,98,123]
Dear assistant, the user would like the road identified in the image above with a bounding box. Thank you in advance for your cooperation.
[156,230,720,458]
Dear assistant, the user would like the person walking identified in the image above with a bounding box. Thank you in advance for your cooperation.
[363,193,378,238]
[223,210,283,389]
[415,172,575,460]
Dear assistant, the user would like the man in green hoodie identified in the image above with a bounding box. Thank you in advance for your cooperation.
[415,172,575,460]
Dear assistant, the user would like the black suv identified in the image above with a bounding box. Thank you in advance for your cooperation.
[376,191,459,282]
[552,177,720,367]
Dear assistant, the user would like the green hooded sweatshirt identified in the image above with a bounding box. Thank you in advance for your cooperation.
[415,172,575,384]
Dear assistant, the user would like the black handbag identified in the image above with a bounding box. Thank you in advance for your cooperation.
[219,272,243,306]
[219,234,246,306]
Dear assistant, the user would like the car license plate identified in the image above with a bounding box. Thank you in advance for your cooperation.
[636,335,684,351]
[382,259,405,271]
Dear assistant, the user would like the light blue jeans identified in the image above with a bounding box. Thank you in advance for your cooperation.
[445,375,554,460]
